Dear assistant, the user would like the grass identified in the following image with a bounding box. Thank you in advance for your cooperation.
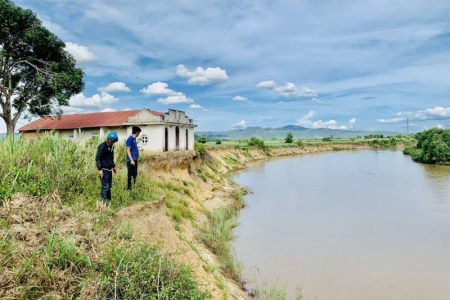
[0,133,214,299]
[200,184,247,281]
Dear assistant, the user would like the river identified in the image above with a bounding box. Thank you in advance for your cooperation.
[232,150,450,300]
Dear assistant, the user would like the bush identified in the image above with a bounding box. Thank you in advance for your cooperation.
[247,137,266,150]
[194,141,206,154]
[284,133,293,143]
[197,137,207,143]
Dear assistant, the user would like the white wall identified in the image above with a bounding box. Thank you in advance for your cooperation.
[56,124,194,153]
[58,127,127,143]
[133,124,195,153]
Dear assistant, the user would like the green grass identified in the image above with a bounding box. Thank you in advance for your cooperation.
[0,133,214,299]
[0,134,159,209]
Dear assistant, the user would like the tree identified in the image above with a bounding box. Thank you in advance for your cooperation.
[285,132,293,143]
[0,0,84,136]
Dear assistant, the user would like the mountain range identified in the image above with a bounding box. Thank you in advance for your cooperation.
[196,125,403,140]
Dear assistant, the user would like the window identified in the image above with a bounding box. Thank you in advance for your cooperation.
[141,134,148,145]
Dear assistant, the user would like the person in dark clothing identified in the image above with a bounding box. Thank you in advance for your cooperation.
[95,132,118,205]
[126,126,141,190]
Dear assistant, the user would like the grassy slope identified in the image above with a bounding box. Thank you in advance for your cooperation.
[0,134,415,299]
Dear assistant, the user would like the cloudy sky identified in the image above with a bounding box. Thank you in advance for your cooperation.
[8,0,450,133]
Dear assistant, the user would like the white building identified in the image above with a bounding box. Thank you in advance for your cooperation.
[18,108,197,154]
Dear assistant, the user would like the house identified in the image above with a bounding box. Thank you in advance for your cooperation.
[18,108,197,153]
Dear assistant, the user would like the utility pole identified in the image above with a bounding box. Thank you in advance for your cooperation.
[407,118,409,135]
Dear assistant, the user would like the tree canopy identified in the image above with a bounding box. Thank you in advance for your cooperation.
[0,0,84,135]
[404,128,450,164]
[284,132,293,143]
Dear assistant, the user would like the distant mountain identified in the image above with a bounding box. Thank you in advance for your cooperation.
[0,132,19,139]
[196,126,402,140]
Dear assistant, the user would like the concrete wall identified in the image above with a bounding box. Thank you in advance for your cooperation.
[128,124,194,153]
[57,127,127,143]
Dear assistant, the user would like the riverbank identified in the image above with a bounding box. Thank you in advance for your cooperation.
[133,143,376,299]
[0,137,396,299]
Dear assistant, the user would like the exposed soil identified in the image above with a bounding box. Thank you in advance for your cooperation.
[0,145,372,299]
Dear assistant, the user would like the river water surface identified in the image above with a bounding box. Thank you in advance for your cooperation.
[232,150,450,300]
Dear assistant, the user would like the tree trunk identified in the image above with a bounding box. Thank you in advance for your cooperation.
[6,120,15,137]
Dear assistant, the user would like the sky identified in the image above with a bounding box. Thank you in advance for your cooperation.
[5,0,450,134]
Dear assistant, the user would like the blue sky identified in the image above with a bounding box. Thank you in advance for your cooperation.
[8,0,450,133]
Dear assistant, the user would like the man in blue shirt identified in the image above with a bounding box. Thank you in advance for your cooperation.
[126,126,141,190]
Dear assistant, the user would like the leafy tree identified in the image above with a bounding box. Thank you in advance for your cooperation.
[404,128,450,164]
[285,132,293,143]
[0,0,84,135]
[197,136,207,143]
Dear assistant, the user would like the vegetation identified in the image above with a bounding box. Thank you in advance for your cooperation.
[0,131,416,299]
[403,128,450,164]
[194,140,206,154]
[0,133,157,207]
[0,0,84,135]
[247,136,266,150]
[284,132,294,143]
[0,133,211,299]
[201,189,245,281]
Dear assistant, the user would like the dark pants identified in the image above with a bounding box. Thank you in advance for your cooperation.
[100,169,112,201]
[127,160,138,189]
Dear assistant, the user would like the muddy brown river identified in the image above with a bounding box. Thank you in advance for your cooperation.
[233,150,450,300]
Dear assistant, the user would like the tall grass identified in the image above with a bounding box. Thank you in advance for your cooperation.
[0,133,159,209]
[0,133,212,299]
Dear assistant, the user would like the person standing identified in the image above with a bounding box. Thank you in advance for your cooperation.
[95,132,118,205]
[126,126,141,190]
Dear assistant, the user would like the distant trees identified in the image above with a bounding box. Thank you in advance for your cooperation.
[403,128,450,164]
[364,134,384,139]
[247,137,266,150]
[196,137,207,143]
[0,0,84,136]
[285,132,293,143]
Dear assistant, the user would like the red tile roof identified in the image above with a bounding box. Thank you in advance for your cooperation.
[19,109,164,132]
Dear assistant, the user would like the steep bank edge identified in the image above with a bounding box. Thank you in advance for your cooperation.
[121,144,372,299]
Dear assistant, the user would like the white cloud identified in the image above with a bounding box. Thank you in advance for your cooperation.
[233,96,248,101]
[256,81,277,89]
[349,118,356,125]
[177,64,228,85]
[141,82,192,105]
[100,108,116,112]
[98,82,131,93]
[69,92,119,108]
[312,98,325,104]
[64,42,96,64]
[190,104,204,109]
[378,106,450,123]
[232,120,247,129]
[412,106,450,121]
[377,117,405,123]
[157,95,193,105]
[295,110,348,130]
[256,81,318,98]
[140,82,177,95]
